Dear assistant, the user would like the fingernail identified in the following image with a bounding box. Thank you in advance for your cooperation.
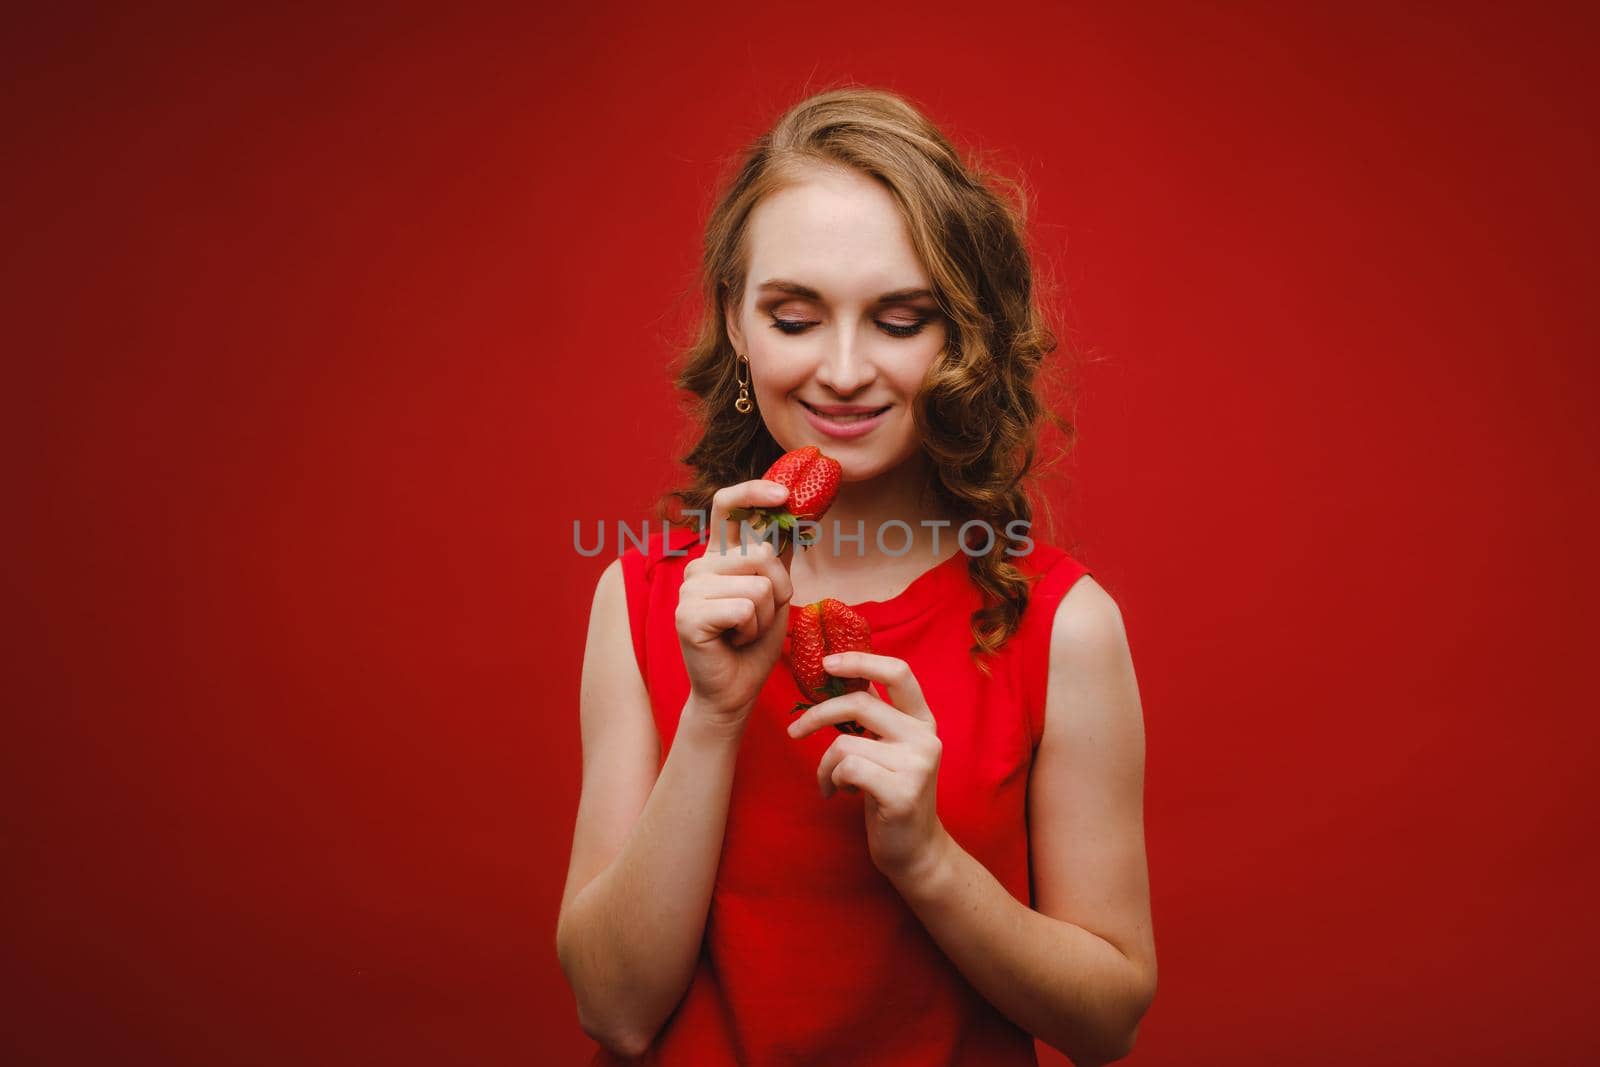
[823,654,842,667]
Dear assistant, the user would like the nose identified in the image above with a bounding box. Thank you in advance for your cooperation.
[813,330,879,397]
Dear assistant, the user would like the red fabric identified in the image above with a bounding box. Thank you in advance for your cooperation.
[600,525,1091,1065]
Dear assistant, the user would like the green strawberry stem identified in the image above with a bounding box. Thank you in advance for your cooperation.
[726,506,798,527]
[725,505,810,554]
[788,676,863,734]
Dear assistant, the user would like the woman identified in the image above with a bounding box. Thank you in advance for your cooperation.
[557,86,1156,1066]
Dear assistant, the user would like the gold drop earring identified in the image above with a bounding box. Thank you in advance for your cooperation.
[733,354,753,414]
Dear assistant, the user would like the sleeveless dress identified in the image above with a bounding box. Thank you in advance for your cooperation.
[595,524,1092,1066]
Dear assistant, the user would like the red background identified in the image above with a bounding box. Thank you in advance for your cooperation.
[7,4,1597,1064]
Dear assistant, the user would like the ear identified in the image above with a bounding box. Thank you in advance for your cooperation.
[723,288,746,355]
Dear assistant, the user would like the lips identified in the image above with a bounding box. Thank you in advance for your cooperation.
[801,401,890,420]
[799,400,892,439]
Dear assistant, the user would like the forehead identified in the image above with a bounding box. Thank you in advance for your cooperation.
[745,167,928,296]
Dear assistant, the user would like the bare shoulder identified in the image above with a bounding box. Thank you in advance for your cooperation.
[580,555,652,742]
[590,552,648,672]
[1049,574,1128,658]
[1040,574,1142,772]
[594,554,622,594]
[592,555,626,617]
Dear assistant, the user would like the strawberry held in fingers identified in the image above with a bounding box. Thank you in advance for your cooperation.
[786,598,874,736]
[728,445,841,552]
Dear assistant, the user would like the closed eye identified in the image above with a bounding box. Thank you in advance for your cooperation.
[769,317,929,338]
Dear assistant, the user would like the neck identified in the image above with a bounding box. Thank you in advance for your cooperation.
[791,451,961,580]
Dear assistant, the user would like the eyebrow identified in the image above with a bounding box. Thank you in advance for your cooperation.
[757,279,935,304]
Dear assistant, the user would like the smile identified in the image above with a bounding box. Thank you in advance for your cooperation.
[800,401,892,439]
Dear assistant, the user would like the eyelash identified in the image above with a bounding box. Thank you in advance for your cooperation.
[768,317,929,338]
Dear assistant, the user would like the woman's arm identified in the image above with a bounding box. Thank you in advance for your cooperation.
[555,559,746,1058]
[888,576,1157,1066]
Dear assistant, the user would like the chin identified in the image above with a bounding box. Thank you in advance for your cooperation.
[835,443,918,483]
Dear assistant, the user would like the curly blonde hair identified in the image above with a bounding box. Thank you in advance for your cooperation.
[655,83,1080,672]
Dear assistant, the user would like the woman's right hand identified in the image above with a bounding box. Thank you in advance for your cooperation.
[676,479,796,732]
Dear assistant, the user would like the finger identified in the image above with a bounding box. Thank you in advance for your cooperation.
[708,480,789,555]
[681,596,759,648]
[696,540,793,608]
[788,690,916,744]
[701,574,775,643]
[816,735,914,797]
[818,652,933,726]
[753,598,791,656]
[737,598,790,662]
[827,752,897,801]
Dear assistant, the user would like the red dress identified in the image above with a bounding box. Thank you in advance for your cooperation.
[596,524,1092,1066]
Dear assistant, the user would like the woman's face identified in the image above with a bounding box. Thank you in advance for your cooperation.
[726,166,947,481]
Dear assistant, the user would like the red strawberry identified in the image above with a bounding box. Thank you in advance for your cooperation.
[728,445,841,552]
[786,598,874,736]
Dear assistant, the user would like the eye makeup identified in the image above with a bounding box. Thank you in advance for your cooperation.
[768,315,932,338]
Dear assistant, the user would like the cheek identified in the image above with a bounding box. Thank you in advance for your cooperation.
[888,344,943,394]
[750,358,808,397]
[746,342,815,393]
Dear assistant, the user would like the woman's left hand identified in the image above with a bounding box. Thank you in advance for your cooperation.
[786,651,951,887]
